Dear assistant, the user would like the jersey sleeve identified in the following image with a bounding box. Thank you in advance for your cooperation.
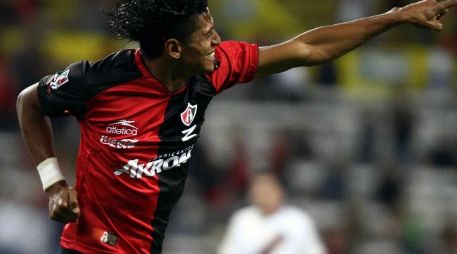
[208,41,259,93]
[37,50,141,118]
[37,61,93,118]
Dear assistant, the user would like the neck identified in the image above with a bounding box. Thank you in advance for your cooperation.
[260,204,281,216]
[142,55,192,93]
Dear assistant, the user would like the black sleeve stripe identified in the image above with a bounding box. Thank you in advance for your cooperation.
[37,49,142,118]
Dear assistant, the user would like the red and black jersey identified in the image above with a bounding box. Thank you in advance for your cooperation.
[37,41,258,254]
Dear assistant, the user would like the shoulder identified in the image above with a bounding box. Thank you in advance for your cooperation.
[280,206,316,225]
[215,41,258,59]
[74,49,141,87]
[207,41,259,92]
[36,49,143,117]
[230,206,261,222]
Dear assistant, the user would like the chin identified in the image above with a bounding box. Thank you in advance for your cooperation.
[202,58,219,73]
[202,64,215,73]
[206,66,215,73]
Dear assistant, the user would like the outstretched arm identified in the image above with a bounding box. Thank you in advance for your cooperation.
[256,0,457,77]
[17,84,80,223]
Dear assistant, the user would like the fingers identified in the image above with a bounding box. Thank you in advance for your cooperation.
[419,0,450,31]
[436,8,448,20]
[421,15,444,31]
[49,187,80,223]
[428,20,444,31]
[436,0,451,18]
[440,0,457,9]
[431,1,451,31]
[68,187,81,216]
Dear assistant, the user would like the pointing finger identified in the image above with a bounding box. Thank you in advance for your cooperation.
[440,0,457,9]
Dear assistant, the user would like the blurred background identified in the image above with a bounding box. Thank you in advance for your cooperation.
[1,0,457,253]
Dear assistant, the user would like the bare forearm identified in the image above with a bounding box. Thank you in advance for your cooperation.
[257,0,456,77]
[296,10,402,65]
[17,84,56,165]
[17,84,78,221]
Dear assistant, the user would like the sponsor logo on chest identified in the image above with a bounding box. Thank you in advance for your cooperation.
[114,145,194,178]
[100,135,138,149]
[100,119,139,149]
[106,119,138,136]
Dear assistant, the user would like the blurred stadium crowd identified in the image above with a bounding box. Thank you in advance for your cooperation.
[1,0,457,253]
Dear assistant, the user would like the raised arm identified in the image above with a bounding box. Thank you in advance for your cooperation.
[256,0,457,77]
[17,84,80,223]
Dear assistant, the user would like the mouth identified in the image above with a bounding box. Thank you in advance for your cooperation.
[205,51,215,60]
[204,50,220,70]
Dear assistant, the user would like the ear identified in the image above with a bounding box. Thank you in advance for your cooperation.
[164,39,183,60]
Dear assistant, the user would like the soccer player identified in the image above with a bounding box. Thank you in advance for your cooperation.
[16,0,457,253]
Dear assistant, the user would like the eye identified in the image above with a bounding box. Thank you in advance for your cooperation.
[206,29,214,38]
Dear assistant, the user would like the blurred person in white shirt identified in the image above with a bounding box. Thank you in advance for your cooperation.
[218,172,325,254]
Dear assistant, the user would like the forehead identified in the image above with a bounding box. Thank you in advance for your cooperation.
[251,175,281,189]
[192,10,214,33]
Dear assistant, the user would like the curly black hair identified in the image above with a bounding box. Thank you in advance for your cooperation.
[108,0,208,58]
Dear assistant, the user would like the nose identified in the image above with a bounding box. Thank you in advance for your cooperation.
[212,31,221,46]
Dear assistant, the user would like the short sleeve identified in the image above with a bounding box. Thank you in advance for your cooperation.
[208,41,259,93]
[37,61,93,118]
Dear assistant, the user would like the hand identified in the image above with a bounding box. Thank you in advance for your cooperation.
[46,181,80,223]
[398,0,457,31]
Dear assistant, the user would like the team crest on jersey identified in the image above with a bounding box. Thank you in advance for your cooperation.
[180,103,198,126]
[49,70,70,90]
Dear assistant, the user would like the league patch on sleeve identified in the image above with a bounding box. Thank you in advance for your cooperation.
[48,69,70,90]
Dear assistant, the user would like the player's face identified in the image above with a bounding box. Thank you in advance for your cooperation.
[180,10,221,73]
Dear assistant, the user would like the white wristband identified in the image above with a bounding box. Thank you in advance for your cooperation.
[37,157,65,191]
